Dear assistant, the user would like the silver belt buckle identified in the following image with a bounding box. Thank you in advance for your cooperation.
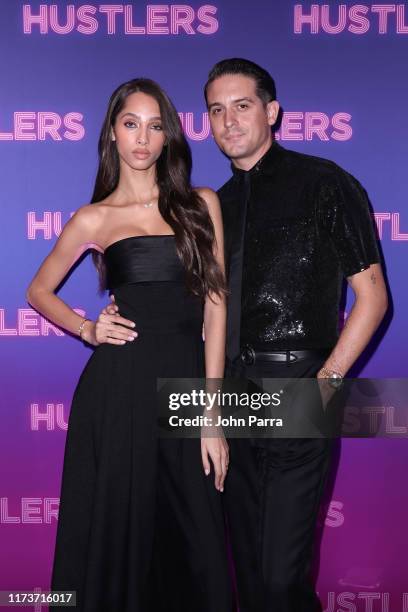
[241,345,256,366]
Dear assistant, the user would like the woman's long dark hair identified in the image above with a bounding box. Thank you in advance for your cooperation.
[90,77,227,300]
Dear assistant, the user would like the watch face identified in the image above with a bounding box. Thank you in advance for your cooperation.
[328,377,343,390]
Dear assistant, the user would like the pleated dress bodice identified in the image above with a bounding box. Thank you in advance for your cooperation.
[103,234,185,290]
[102,234,203,336]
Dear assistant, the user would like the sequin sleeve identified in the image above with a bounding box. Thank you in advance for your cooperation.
[317,166,380,277]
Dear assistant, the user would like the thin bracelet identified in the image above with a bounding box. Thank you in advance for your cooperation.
[78,317,90,338]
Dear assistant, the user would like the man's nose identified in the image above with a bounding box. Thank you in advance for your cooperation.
[224,108,237,128]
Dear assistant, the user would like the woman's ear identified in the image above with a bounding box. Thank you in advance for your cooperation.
[111,128,116,142]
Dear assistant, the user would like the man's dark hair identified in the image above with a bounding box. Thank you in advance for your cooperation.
[204,58,277,106]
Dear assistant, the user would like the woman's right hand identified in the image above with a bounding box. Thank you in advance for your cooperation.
[81,295,137,346]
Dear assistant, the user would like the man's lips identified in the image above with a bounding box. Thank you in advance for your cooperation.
[224,133,244,141]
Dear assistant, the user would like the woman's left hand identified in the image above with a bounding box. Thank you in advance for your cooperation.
[201,433,229,492]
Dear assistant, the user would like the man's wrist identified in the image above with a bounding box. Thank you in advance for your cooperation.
[317,366,344,390]
[317,366,344,379]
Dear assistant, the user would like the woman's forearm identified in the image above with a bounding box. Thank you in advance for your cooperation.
[202,300,226,433]
[26,288,88,338]
[203,301,226,379]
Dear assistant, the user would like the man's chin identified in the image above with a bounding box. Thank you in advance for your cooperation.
[222,143,248,159]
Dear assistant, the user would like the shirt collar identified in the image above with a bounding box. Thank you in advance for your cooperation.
[230,140,284,179]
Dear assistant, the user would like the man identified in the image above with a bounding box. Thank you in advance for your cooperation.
[102,58,388,611]
[202,58,387,612]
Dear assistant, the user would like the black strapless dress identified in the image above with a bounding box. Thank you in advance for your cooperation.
[50,235,233,612]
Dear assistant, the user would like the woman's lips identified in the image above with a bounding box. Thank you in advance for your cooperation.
[133,150,150,159]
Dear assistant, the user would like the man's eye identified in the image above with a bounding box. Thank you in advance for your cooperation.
[238,104,248,110]
[211,108,222,115]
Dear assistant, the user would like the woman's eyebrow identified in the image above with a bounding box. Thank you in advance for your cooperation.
[119,111,162,120]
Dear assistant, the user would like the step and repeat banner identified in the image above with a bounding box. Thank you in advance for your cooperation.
[0,1,407,610]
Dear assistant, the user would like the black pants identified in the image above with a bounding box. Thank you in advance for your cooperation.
[224,354,334,612]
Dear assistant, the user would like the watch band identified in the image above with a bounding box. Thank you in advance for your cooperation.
[318,366,344,379]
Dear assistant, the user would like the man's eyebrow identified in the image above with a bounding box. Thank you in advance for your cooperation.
[119,112,162,120]
[207,97,255,110]
[234,97,255,104]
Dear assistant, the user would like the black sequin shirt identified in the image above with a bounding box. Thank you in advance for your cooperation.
[218,141,380,354]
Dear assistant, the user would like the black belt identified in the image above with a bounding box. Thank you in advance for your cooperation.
[240,345,330,366]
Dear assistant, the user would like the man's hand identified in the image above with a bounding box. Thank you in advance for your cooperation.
[201,433,229,492]
[104,294,120,317]
[82,294,138,346]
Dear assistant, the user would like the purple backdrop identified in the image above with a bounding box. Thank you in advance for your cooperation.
[1,1,407,610]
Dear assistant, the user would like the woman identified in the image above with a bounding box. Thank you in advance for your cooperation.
[26,78,232,611]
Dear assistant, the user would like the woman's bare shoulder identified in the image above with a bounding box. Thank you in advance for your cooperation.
[194,186,217,198]
[194,186,220,209]
[76,198,120,225]
[67,203,106,252]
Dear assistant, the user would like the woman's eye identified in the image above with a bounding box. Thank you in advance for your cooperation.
[151,124,163,130]
[124,121,136,128]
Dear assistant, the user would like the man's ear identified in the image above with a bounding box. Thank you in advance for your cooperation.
[266,100,280,127]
